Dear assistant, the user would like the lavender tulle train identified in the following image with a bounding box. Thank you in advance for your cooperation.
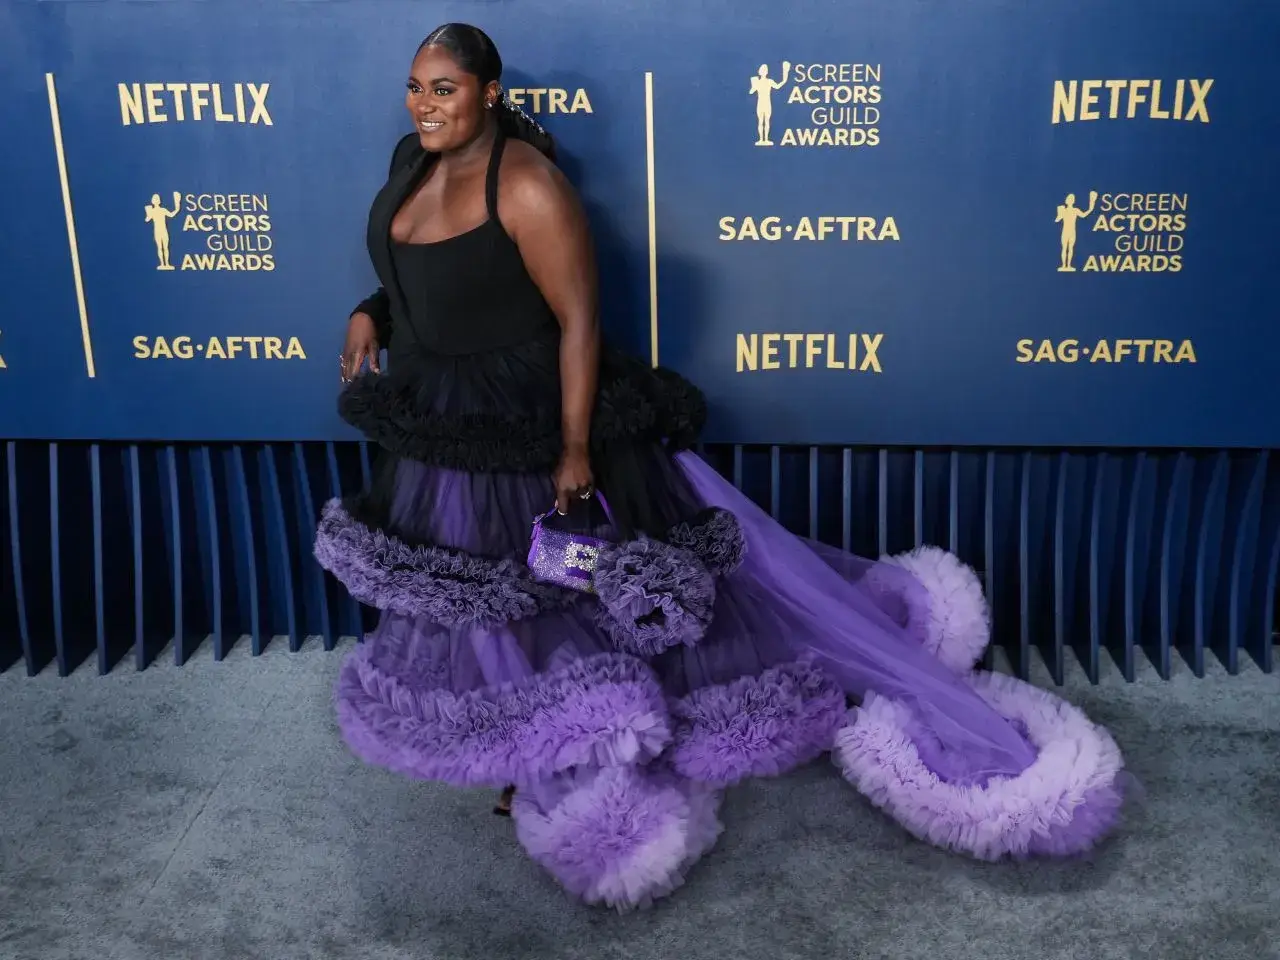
[315,449,1125,910]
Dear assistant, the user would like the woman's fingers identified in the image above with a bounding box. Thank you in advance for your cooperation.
[342,341,382,381]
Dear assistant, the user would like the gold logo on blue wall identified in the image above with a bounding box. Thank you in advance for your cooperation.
[1016,338,1197,365]
[141,192,275,272]
[718,215,899,242]
[132,335,305,360]
[118,83,273,126]
[748,61,881,147]
[1051,79,1212,124]
[1056,191,1187,273]
[505,87,592,115]
[736,333,884,373]
[145,192,182,270]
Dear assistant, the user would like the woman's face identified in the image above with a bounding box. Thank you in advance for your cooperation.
[405,44,498,151]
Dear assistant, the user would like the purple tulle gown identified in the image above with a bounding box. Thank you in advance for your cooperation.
[316,128,1126,910]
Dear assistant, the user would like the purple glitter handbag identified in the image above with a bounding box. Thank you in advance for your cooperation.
[527,493,617,593]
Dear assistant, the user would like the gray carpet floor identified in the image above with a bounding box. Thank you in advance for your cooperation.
[1,639,1277,960]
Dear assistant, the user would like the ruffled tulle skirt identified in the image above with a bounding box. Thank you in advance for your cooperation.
[317,335,1128,910]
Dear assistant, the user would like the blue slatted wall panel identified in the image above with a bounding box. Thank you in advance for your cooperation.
[0,441,1275,681]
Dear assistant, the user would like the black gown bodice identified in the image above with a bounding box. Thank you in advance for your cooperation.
[387,131,559,359]
[338,130,707,481]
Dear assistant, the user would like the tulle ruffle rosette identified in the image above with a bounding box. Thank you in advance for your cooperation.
[591,506,747,657]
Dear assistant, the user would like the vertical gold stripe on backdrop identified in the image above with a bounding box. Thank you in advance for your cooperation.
[46,72,97,379]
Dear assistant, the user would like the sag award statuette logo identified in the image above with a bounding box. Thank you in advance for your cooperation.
[1055,191,1097,272]
[748,59,881,148]
[145,192,182,270]
[140,191,276,272]
[1054,190,1188,273]
[750,62,789,145]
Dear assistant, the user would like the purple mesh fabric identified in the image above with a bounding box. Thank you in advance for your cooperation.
[670,451,1040,785]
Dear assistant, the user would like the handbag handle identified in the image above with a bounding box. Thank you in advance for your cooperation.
[534,491,616,527]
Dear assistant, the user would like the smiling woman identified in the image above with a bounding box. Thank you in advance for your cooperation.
[407,23,556,161]
[316,21,1129,912]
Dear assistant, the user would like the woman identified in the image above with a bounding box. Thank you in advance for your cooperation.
[317,23,1127,910]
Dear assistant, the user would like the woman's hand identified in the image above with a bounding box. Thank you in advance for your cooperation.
[553,447,594,516]
[341,311,381,382]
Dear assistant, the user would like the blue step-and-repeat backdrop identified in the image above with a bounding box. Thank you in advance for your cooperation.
[1,0,1276,447]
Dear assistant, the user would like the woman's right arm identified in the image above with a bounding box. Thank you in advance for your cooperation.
[342,134,422,378]
[350,288,392,352]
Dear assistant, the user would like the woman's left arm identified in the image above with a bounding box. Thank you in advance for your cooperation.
[503,152,601,511]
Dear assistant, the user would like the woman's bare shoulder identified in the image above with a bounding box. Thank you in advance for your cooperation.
[497,139,580,224]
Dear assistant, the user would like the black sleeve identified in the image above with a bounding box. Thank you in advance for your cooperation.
[350,133,422,345]
[350,287,392,347]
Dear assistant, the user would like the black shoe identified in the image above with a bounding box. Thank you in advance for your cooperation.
[493,786,515,817]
